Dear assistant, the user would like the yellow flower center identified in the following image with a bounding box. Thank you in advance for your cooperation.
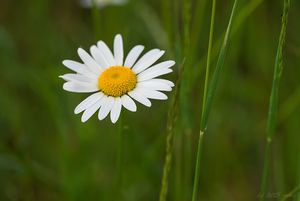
[98,66,137,97]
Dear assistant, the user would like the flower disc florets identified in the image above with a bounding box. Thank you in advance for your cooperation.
[98,66,137,97]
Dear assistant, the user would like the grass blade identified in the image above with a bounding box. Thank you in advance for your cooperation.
[259,0,291,200]
[191,0,239,200]
[159,60,185,201]
[190,0,264,89]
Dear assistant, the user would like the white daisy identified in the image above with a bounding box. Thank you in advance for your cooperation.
[80,0,127,8]
[60,34,175,124]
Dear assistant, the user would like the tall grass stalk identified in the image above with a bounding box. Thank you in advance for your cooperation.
[202,0,216,117]
[191,0,216,199]
[191,0,238,200]
[259,1,290,200]
[159,60,185,201]
[190,0,263,88]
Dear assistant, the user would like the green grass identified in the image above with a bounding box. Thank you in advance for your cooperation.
[159,60,185,201]
[0,0,300,201]
[192,0,238,200]
[259,0,291,200]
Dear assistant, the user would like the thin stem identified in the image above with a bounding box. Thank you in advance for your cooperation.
[189,0,264,90]
[115,114,124,199]
[159,60,185,201]
[259,0,290,200]
[201,0,216,120]
[191,0,216,200]
[259,137,272,201]
[191,0,239,200]
[191,130,205,201]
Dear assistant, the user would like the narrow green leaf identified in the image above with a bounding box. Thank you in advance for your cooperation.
[259,0,291,200]
[192,0,239,201]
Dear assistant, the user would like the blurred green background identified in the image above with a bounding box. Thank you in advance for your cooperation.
[0,0,300,200]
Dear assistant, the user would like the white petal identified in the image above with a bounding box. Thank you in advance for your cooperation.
[135,88,168,100]
[137,80,172,91]
[138,69,173,82]
[77,48,102,74]
[97,41,116,66]
[128,90,151,107]
[110,98,122,123]
[152,79,175,87]
[113,34,124,66]
[132,50,165,74]
[59,73,96,83]
[81,97,105,122]
[124,45,144,68]
[74,92,104,114]
[62,60,95,77]
[98,96,115,120]
[138,60,175,76]
[121,95,137,112]
[131,49,159,72]
[90,45,110,69]
[63,82,98,93]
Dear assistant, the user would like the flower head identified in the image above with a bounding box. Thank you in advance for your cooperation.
[80,0,127,8]
[60,34,175,123]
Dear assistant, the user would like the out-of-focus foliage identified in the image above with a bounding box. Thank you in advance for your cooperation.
[0,0,299,200]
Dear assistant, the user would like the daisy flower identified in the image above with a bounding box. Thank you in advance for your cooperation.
[80,0,127,8]
[60,34,175,123]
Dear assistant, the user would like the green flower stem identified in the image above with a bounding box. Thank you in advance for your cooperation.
[259,0,290,200]
[115,114,124,199]
[191,0,238,200]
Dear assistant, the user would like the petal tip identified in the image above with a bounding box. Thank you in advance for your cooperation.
[62,60,70,66]
[81,117,87,123]
[74,109,80,115]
